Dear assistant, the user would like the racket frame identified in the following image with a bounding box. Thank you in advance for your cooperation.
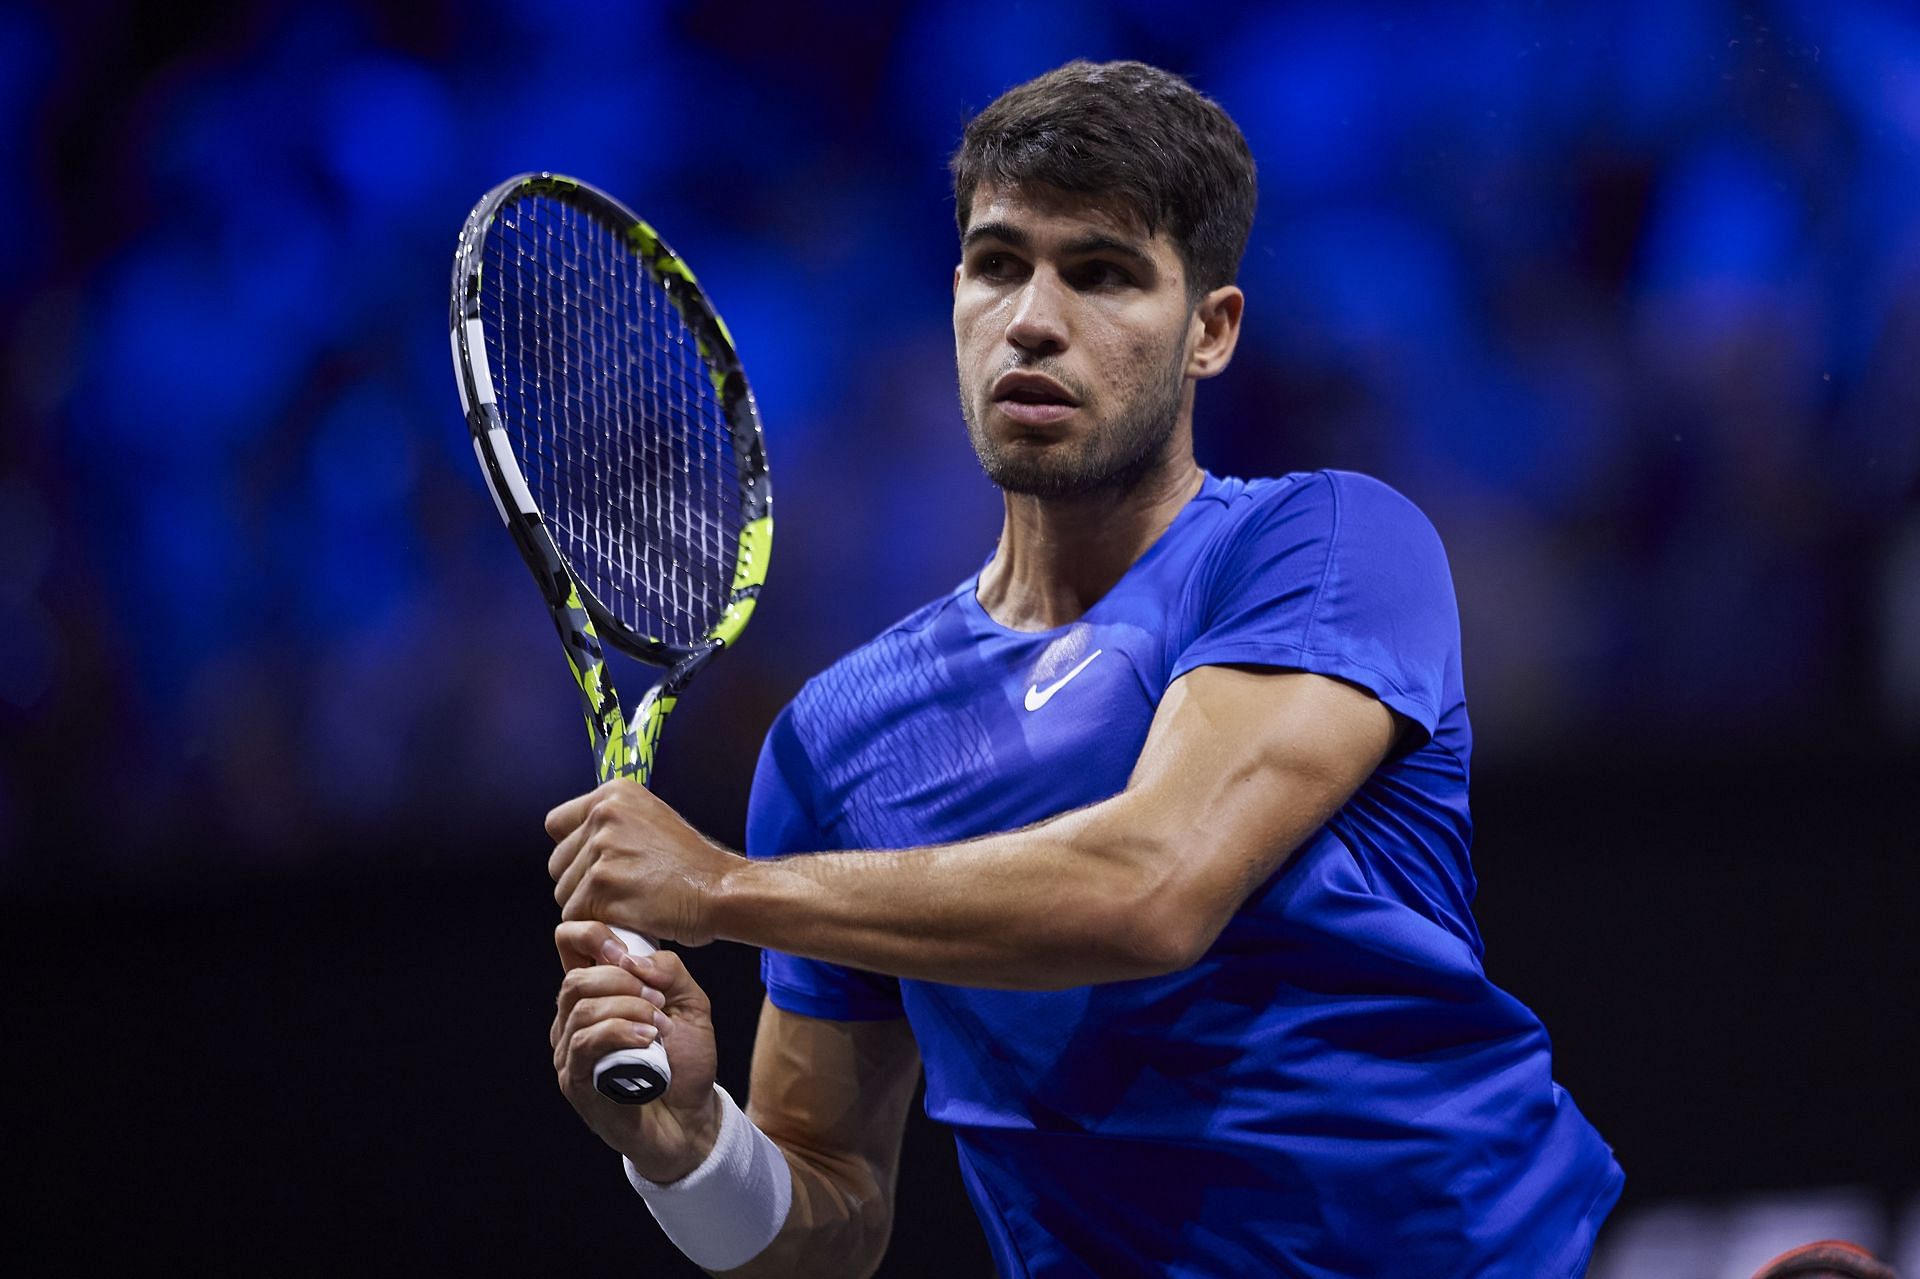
[451,172,771,785]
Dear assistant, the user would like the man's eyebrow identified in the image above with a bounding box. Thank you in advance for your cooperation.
[962,221,1030,251]
[962,223,1156,269]
[1059,232,1154,267]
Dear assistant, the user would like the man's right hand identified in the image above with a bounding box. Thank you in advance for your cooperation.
[551,921,723,1182]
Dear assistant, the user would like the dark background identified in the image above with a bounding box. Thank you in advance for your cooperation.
[3,0,1916,1272]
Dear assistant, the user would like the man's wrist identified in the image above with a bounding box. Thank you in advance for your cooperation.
[707,851,765,947]
[710,850,830,955]
[623,1084,724,1184]
[623,1085,794,1271]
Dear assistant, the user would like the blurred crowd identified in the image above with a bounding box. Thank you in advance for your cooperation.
[1,0,1915,880]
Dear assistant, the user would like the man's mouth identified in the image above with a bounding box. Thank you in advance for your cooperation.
[991,372,1080,426]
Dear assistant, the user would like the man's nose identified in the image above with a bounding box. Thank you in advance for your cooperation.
[1005,272,1068,356]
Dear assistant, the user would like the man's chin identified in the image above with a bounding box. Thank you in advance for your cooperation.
[986,464,1084,498]
[975,441,1112,498]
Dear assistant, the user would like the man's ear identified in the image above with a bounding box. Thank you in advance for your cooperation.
[1187,285,1245,380]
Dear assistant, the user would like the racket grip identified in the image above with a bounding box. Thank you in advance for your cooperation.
[592,926,672,1105]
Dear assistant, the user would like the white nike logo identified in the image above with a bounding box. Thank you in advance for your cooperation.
[1024,649,1103,712]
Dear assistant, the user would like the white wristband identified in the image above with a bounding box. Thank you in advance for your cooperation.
[623,1086,793,1271]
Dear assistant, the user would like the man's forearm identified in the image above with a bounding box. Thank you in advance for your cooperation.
[710,794,1207,987]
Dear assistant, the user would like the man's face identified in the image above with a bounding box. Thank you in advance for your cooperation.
[953,183,1196,498]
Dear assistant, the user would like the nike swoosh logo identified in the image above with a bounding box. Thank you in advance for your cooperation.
[1024,649,1104,712]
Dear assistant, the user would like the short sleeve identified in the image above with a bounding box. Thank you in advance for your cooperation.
[1170,471,1458,739]
[746,705,905,1021]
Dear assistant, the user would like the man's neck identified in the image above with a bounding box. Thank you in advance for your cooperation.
[975,455,1205,632]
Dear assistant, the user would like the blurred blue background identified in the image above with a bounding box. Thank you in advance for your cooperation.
[3,0,1916,1272]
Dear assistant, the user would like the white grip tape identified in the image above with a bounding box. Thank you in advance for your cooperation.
[608,926,656,961]
[592,1036,671,1094]
[625,1086,794,1271]
[593,927,671,1093]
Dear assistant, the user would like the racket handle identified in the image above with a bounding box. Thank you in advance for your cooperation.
[592,926,672,1105]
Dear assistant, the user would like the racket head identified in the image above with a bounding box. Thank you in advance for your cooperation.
[450,173,771,674]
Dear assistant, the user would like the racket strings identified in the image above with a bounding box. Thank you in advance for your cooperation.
[481,195,744,649]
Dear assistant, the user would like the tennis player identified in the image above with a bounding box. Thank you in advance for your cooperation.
[547,59,1624,1277]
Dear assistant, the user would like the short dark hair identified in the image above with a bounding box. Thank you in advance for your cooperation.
[950,60,1258,297]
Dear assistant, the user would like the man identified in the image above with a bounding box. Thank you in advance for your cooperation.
[547,59,1623,1277]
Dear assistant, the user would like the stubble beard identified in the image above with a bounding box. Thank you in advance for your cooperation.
[960,339,1189,499]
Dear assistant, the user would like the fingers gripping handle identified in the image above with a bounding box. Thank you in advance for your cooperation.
[593,926,672,1105]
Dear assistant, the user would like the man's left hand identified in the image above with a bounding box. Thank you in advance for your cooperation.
[545,779,743,944]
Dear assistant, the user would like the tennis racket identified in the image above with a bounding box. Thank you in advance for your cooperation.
[450,173,771,1105]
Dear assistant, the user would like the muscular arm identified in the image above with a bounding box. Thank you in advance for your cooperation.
[552,665,1397,988]
[719,1003,919,1279]
[717,666,1394,986]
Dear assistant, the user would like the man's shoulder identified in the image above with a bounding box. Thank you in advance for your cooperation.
[1204,469,1443,557]
[1215,468,1429,519]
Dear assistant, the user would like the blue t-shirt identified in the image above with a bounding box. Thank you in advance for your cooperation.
[746,471,1623,1278]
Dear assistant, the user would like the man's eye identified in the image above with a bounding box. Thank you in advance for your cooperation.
[1070,262,1132,289]
[977,253,1018,277]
